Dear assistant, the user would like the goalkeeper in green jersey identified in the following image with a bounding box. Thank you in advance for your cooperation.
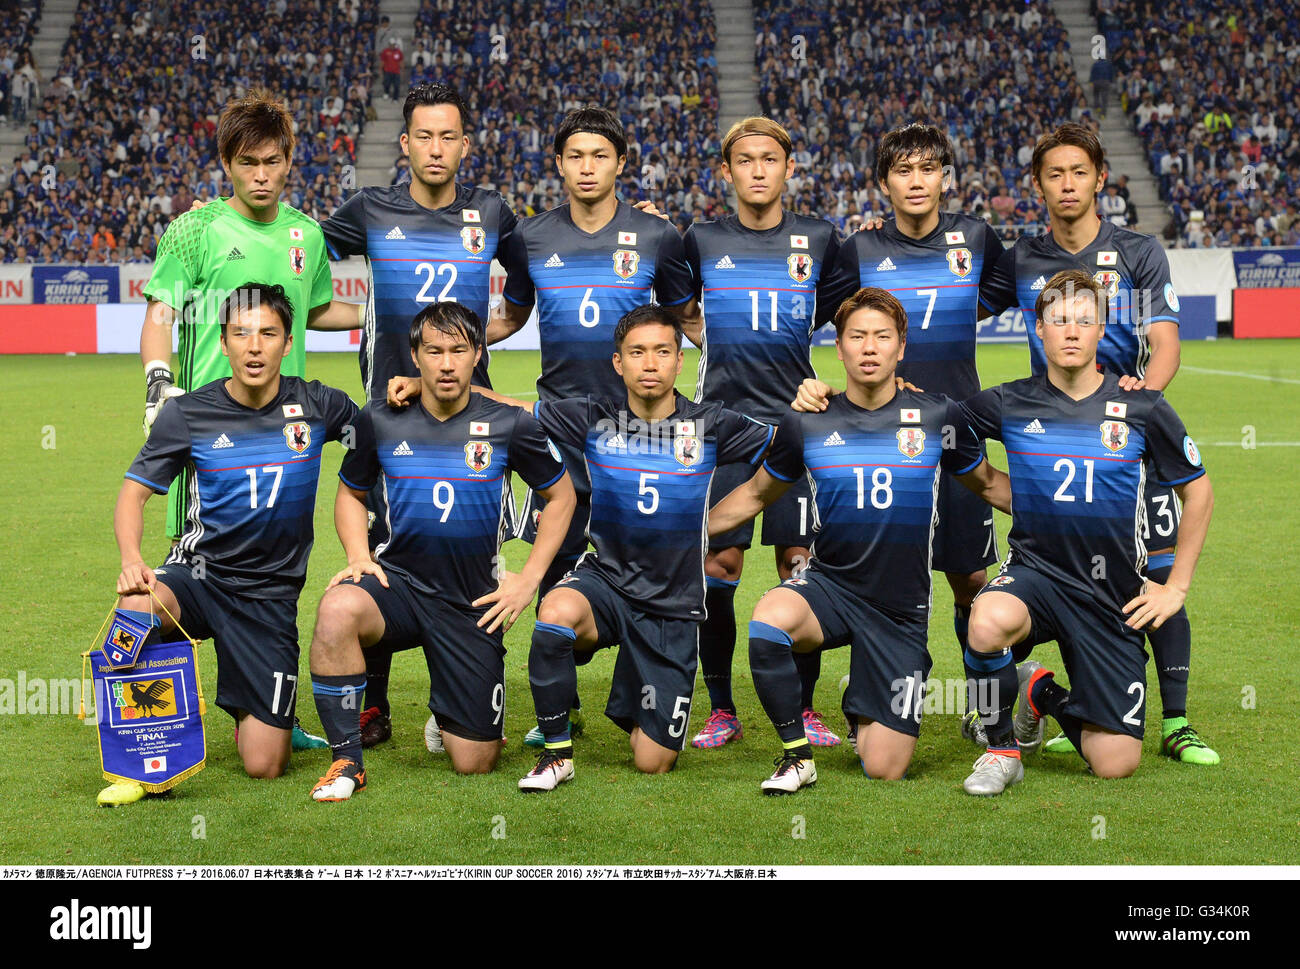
[139,88,362,540]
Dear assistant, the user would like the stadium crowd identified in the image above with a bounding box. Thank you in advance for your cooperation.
[0,0,379,264]
[1100,0,1300,247]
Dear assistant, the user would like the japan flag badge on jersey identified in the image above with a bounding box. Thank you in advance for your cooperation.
[283,404,304,418]
[790,234,808,249]
[618,231,637,246]
[900,408,921,423]
[463,209,481,223]
[1105,401,1128,418]
[1097,250,1118,266]
[945,230,965,245]
[289,227,304,240]
[470,421,490,435]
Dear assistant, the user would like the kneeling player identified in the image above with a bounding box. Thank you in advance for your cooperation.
[114,283,358,789]
[708,288,1008,792]
[308,304,573,800]
[958,270,1213,795]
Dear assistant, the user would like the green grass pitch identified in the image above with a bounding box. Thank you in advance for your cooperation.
[1,340,1297,866]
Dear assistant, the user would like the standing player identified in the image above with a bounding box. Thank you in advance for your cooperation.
[682,117,843,750]
[319,82,521,750]
[812,123,1007,746]
[486,106,696,745]
[106,284,358,805]
[959,271,1213,794]
[139,89,361,752]
[708,288,1008,792]
[305,304,574,800]
[979,123,1217,764]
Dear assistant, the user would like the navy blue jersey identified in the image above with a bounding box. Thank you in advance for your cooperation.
[338,395,565,608]
[820,213,1004,399]
[979,219,1179,378]
[962,371,1205,613]
[321,184,518,399]
[501,202,694,402]
[126,377,358,598]
[685,212,840,423]
[763,390,983,617]
[535,394,773,619]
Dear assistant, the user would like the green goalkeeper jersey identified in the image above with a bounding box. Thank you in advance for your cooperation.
[143,199,334,389]
[142,199,334,538]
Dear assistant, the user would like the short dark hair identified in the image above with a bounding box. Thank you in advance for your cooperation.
[833,287,908,341]
[408,302,483,352]
[874,123,955,185]
[554,105,627,158]
[217,88,295,165]
[1031,123,1105,183]
[217,283,294,337]
[613,304,683,351]
[1034,269,1109,325]
[403,82,471,133]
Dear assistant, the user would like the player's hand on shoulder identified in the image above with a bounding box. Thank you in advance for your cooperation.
[329,558,388,590]
[117,561,156,596]
[857,215,885,232]
[1122,577,1186,630]
[1117,374,1147,391]
[792,378,834,412]
[472,570,536,634]
[632,199,669,221]
[895,376,923,392]
[386,375,421,408]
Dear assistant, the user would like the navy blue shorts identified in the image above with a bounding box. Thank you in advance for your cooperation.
[708,461,814,552]
[516,488,590,561]
[551,567,699,751]
[977,564,1149,739]
[348,572,505,742]
[152,566,300,729]
[931,461,1000,575]
[780,568,932,738]
[1142,479,1180,553]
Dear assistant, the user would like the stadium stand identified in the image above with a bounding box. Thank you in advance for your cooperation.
[0,0,378,264]
[1100,0,1300,247]
[753,0,1084,237]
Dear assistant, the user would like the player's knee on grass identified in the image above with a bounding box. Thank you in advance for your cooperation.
[855,720,913,780]
[967,593,1030,653]
[236,715,291,779]
[945,569,987,608]
[630,728,677,774]
[1081,727,1142,779]
[705,546,744,583]
[442,732,500,775]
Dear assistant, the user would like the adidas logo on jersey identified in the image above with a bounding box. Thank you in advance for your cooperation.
[1030,275,1047,291]
[823,431,846,447]
[605,434,627,450]
[392,440,414,456]
[544,253,565,268]
[875,257,897,272]
[1022,419,1046,434]
[386,226,405,240]
[212,433,234,449]
[226,248,244,261]
[714,254,736,269]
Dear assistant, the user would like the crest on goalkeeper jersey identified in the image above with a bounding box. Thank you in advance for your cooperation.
[284,421,310,453]
[614,249,640,279]
[946,247,972,278]
[461,226,486,254]
[289,246,306,276]
[788,253,812,282]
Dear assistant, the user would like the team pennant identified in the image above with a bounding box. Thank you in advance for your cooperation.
[470,421,490,435]
[1105,401,1128,418]
[100,610,157,671]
